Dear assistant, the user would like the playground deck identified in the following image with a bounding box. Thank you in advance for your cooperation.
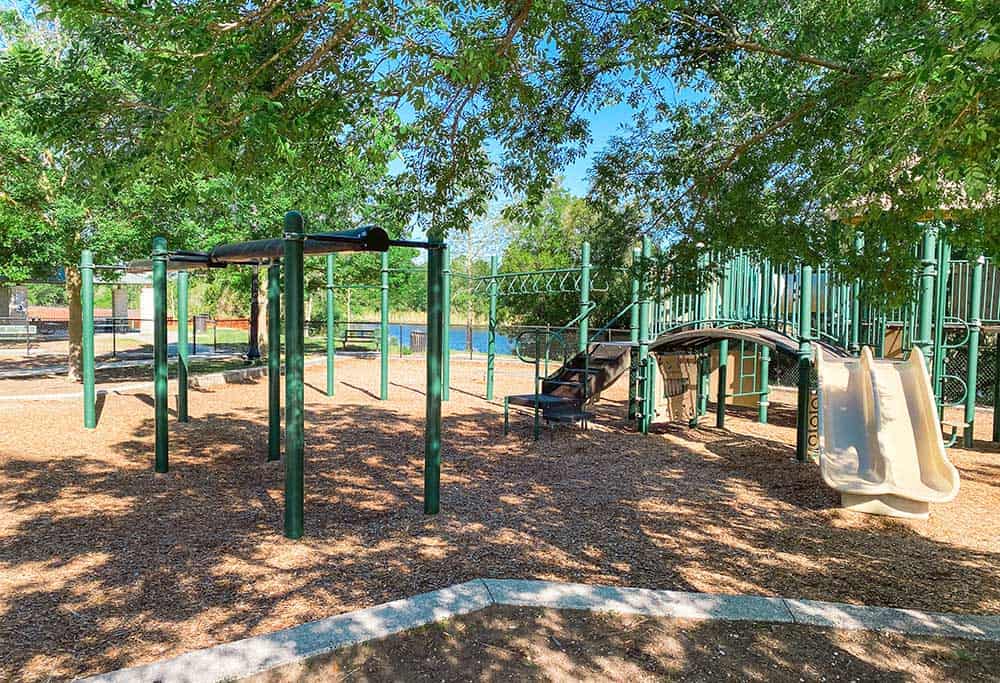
[0,355,998,681]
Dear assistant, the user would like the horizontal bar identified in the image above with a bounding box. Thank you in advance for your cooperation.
[210,226,390,263]
[388,238,443,250]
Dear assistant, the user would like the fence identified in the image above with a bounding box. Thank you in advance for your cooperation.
[767,329,1000,407]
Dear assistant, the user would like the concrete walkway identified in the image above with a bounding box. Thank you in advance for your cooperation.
[0,352,239,380]
[78,579,1000,683]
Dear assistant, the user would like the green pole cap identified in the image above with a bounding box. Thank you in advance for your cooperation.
[284,210,306,237]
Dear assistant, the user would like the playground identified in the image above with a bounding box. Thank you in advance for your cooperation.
[1,352,998,681]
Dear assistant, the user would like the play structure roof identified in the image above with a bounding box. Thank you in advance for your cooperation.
[649,326,852,357]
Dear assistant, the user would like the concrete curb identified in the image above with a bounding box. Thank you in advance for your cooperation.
[78,580,493,683]
[76,579,1000,682]
[484,579,793,623]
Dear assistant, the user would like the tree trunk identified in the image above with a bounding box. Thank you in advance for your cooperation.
[258,269,269,354]
[66,266,83,382]
[247,266,261,360]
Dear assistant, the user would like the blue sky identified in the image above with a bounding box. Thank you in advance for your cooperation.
[561,101,638,196]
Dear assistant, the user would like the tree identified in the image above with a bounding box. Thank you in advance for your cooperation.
[26,0,606,240]
[496,181,638,327]
[584,0,998,296]
[2,6,403,374]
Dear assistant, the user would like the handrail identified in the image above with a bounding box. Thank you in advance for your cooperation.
[588,301,635,345]
[512,301,598,365]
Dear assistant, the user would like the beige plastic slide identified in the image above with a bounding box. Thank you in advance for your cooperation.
[814,345,960,519]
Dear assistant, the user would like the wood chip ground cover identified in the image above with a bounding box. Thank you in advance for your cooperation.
[0,356,998,681]
[246,605,1000,682]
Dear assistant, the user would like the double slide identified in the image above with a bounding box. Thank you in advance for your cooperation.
[814,345,960,519]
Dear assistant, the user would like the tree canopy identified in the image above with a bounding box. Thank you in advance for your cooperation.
[587,0,998,290]
[2,0,997,293]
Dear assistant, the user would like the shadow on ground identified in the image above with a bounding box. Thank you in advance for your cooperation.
[1,371,998,681]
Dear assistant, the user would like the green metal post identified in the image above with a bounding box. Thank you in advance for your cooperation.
[933,237,951,415]
[486,255,498,400]
[326,254,336,397]
[964,255,983,447]
[578,241,591,353]
[81,250,96,429]
[796,263,813,462]
[761,260,773,327]
[176,270,189,422]
[283,213,305,540]
[153,237,169,473]
[696,252,710,417]
[915,228,937,364]
[380,251,389,401]
[638,236,652,433]
[424,244,444,514]
[994,336,1000,442]
[850,234,863,354]
[628,247,640,420]
[716,260,729,428]
[758,345,770,424]
[267,261,281,462]
[442,246,451,401]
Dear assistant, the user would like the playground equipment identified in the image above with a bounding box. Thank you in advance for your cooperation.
[482,241,648,438]
[487,223,990,518]
[81,212,448,540]
[324,247,453,401]
[642,229,995,456]
[815,346,959,519]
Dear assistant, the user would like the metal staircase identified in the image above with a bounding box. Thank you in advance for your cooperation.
[503,303,634,439]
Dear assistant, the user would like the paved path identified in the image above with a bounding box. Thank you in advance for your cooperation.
[79,578,1000,683]
[0,352,239,380]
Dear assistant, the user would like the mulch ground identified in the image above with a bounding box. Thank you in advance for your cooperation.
[249,605,1000,682]
[0,356,998,681]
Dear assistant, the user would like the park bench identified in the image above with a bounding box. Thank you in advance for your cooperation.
[341,326,380,349]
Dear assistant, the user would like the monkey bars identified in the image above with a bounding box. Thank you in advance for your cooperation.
[85,212,446,540]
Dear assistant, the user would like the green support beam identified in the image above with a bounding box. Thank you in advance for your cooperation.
[153,236,169,473]
[758,346,770,424]
[578,241,591,353]
[424,244,444,514]
[758,260,772,424]
[696,252,710,418]
[81,249,96,429]
[268,261,281,462]
[442,246,451,401]
[915,228,937,365]
[380,251,389,401]
[628,246,640,421]
[964,255,983,447]
[176,270,190,422]
[283,214,305,540]
[486,255,498,401]
[326,254,336,397]
[994,336,1000,443]
[932,236,951,416]
[638,236,652,434]
[716,260,730,428]
[850,235,863,354]
[796,263,813,462]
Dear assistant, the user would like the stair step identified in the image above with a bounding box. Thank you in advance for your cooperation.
[544,410,594,423]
